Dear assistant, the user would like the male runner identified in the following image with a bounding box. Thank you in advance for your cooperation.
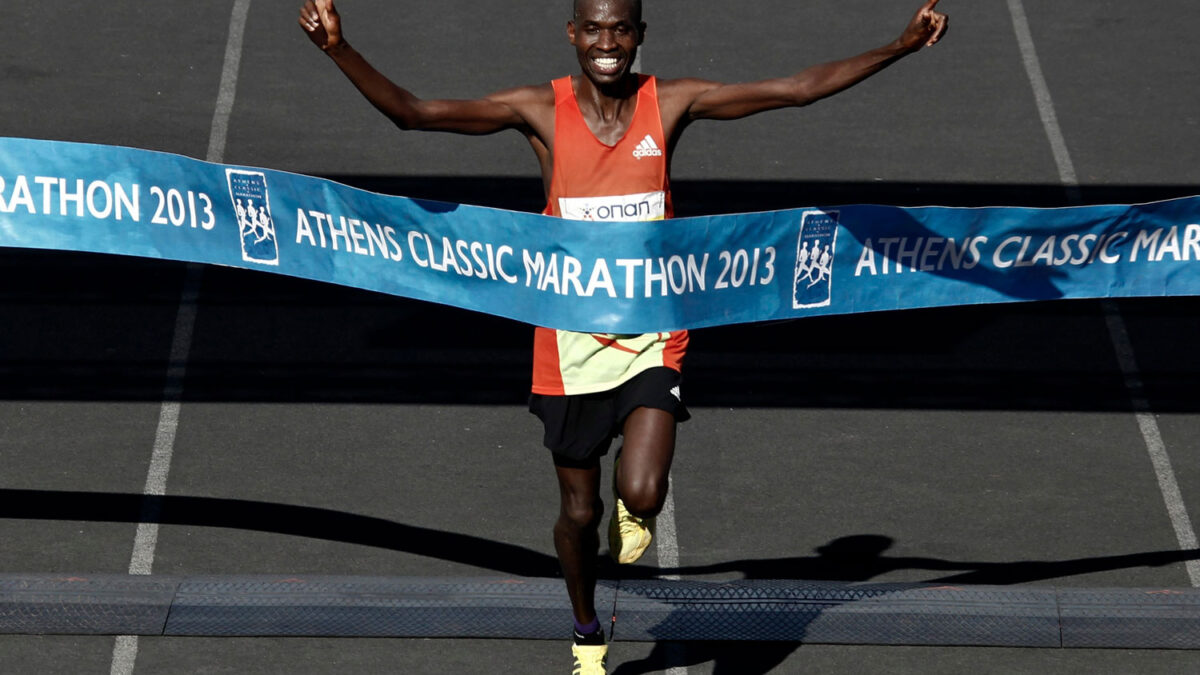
[300,1,947,672]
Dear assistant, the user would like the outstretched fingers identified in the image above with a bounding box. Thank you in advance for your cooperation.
[315,0,337,25]
[905,0,948,50]
[924,9,948,47]
[298,0,342,50]
[298,0,323,35]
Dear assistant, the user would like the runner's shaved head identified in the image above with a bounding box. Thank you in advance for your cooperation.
[574,0,642,23]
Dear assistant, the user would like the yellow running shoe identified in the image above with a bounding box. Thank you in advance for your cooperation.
[571,643,608,675]
[608,493,655,564]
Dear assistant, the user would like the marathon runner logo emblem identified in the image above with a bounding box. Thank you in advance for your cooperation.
[793,209,839,309]
[226,169,279,266]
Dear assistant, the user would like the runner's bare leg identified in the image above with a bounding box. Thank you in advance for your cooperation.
[553,406,674,622]
[553,463,603,623]
[616,407,676,517]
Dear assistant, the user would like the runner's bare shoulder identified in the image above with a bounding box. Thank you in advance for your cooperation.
[485,83,555,117]
[654,77,724,122]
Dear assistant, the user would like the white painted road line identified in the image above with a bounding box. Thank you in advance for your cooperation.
[1103,303,1200,586]
[1005,0,1082,205]
[657,474,681,578]
[657,476,688,675]
[125,264,202,579]
[207,0,253,165]
[109,2,251,673]
[1006,0,1200,587]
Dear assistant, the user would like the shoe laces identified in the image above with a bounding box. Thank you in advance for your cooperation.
[572,644,608,675]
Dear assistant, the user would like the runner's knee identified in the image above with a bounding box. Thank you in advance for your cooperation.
[618,473,667,517]
[559,495,603,529]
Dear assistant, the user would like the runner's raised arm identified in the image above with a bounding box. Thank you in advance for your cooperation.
[299,2,949,672]
[298,0,552,137]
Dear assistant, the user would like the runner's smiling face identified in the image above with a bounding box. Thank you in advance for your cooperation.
[568,0,644,87]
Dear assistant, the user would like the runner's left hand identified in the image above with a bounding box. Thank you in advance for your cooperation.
[899,0,949,52]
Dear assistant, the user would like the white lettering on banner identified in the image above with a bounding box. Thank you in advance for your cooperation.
[993,236,1030,269]
[645,257,668,297]
[35,177,57,213]
[687,254,708,291]
[364,221,396,259]
[281,199,1200,306]
[616,258,643,298]
[518,252,719,298]
[993,233,1128,269]
[586,258,617,297]
[4,176,36,214]
[562,255,585,296]
[295,209,403,261]
[1130,225,1200,263]
[558,191,665,222]
[149,186,213,229]
[854,232,1152,275]
[1100,232,1127,263]
[1184,225,1200,261]
[407,230,427,267]
[347,218,368,255]
[539,253,560,293]
[59,178,84,216]
[327,214,350,251]
[855,236,985,276]
[296,210,315,246]
[0,174,226,227]
[469,242,489,280]
[439,236,462,275]
[495,246,518,283]
[1133,228,1162,262]
[382,229,517,280]
[715,248,774,289]
[438,235,460,272]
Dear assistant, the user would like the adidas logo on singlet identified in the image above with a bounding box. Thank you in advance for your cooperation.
[632,134,663,160]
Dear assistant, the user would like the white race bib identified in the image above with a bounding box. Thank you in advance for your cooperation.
[558,191,665,222]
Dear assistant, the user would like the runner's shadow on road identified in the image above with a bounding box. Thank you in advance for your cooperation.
[0,488,561,578]
[5,490,1195,586]
[644,533,1200,585]
[6,486,1199,675]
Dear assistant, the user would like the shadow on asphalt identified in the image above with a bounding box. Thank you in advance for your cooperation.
[613,641,807,675]
[5,488,1199,673]
[3,489,1197,587]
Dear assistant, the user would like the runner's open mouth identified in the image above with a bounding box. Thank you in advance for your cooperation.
[591,55,623,74]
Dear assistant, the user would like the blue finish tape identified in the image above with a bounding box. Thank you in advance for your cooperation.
[3,137,1199,332]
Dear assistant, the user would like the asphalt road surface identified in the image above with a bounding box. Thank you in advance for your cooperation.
[3,1,1200,673]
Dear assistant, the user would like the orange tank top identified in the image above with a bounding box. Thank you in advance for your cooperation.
[532,75,688,396]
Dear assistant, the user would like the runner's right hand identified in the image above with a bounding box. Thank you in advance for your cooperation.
[299,0,344,52]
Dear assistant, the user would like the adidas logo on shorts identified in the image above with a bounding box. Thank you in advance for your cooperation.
[632,134,663,160]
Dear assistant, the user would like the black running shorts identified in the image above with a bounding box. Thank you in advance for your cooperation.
[529,366,691,467]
